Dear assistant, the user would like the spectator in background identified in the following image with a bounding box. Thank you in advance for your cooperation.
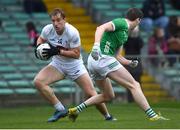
[23,0,47,14]
[124,26,144,102]
[26,21,39,47]
[148,27,169,67]
[140,0,169,33]
[167,16,180,66]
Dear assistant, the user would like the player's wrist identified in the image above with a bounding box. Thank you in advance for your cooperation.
[127,60,132,65]
[92,42,100,51]
[59,49,64,55]
[94,42,100,47]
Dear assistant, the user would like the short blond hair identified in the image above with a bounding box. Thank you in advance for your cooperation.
[49,8,65,19]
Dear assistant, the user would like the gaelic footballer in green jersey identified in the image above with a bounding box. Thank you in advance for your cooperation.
[68,8,169,122]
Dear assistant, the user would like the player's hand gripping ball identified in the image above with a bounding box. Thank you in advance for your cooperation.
[35,43,51,60]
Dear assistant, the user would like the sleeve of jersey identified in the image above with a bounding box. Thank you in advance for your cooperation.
[112,18,126,31]
[70,30,81,48]
[40,26,48,40]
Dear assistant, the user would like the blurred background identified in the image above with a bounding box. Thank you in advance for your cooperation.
[0,0,180,107]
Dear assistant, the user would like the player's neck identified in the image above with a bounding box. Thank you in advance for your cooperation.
[56,28,65,35]
[126,19,136,30]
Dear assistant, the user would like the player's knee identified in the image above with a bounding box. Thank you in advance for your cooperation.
[128,80,140,90]
[134,81,141,89]
[33,78,44,89]
[103,93,115,102]
[85,91,97,98]
[33,78,40,88]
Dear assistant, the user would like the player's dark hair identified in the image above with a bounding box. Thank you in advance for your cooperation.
[49,8,65,19]
[125,8,143,21]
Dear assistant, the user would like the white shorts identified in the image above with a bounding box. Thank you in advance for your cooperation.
[87,54,122,80]
[49,58,87,80]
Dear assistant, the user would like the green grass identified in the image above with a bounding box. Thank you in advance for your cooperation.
[0,101,180,129]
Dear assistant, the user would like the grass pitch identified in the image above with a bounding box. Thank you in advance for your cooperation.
[0,101,180,129]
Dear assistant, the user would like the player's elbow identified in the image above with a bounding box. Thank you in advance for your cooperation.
[96,26,101,31]
[96,26,104,32]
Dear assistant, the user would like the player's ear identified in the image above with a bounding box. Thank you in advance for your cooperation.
[135,18,141,24]
[136,18,141,23]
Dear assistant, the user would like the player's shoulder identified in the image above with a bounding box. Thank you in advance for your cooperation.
[112,18,128,30]
[65,23,79,36]
[42,24,54,34]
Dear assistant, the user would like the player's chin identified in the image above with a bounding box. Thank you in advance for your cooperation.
[55,27,61,32]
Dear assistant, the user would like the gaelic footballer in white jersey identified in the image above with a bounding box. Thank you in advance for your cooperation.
[34,8,113,123]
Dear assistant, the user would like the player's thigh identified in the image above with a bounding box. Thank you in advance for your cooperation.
[95,78,114,97]
[107,66,136,89]
[75,72,97,96]
[34,65,64,85]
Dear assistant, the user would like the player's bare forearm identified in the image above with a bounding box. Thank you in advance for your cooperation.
[115,46,131,65]
[59,47,80,59]
[116,55,131,65]
[36,36,46,46]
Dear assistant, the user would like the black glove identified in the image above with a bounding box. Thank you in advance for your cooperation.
[42,44,59,57]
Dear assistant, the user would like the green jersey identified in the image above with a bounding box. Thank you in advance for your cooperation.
[100,18,129,56]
